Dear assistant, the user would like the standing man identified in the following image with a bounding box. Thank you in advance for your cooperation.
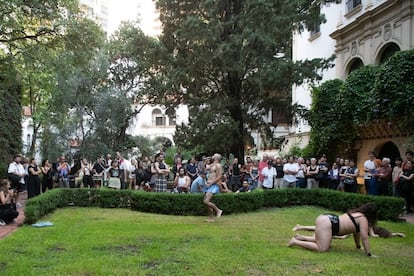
[7,154,25,207]
[203,153,223,222]
[229,158,241,192]
[283,156,299,188]
[317,155,329,189]
[363,151,376,194]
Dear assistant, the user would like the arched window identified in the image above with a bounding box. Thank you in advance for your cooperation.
[377,43,400,64]
[152,108,166,126]
[346,58,364,76]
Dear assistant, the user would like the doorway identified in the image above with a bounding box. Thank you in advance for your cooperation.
[378,141,401,166]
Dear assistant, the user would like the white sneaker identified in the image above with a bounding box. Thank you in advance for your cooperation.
[0,219,6,226]
[16,202,23,208]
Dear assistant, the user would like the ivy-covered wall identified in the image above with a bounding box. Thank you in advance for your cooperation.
[307,49,414,159]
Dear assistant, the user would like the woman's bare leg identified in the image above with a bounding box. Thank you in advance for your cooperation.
[292,224,316,231]
[288,238,319,251]
[294,233,316,242]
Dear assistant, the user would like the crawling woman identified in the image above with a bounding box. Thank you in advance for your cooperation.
[288,203,378,257]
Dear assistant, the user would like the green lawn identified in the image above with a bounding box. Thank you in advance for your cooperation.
[1,206,413,275]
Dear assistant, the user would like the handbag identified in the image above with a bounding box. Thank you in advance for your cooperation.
[343,178,356,185]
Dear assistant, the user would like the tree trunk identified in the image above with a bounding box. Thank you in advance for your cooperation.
[28,123,41,156]
[227,72,245,164]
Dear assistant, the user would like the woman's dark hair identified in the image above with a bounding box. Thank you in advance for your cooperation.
[41,159,48,167]
[178,167,186,174]
[349,203,378,226]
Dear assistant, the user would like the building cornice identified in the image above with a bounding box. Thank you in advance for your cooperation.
[330,0,402,40]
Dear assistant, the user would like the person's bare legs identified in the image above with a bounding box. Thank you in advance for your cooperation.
[203,192,221,221]
[294,233,316,242]
[292,224,316,231]
[288,215,332,252]
[288,238,319,251]
[293,224,348,239]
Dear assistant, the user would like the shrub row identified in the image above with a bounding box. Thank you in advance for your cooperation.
[24,188,405,224]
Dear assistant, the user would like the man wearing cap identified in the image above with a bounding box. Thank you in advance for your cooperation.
[8,154,26,207]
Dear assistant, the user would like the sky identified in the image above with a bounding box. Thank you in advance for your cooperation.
[107,0,158,36]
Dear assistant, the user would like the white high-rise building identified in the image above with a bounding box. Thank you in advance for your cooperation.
[79,0,109,33]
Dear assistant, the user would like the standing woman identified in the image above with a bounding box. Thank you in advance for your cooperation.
[41,159,54,193]
[154,153,170,192]
[28,158,41,198]
[343,160,359,193]
[249,160,259,189]
[398,160,414,214]
[81,159,93,188]
[128,159,137,190]
[135,160,146,190]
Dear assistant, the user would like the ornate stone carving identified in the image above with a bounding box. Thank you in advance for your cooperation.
[383,24,392,41]
[350,41,357,56]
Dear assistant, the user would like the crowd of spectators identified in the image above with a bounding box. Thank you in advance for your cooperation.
[2,149,413,224]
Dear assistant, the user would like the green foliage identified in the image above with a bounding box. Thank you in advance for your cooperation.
[25,188,403,224]
[342,65,380,125]
[307,79,347,156]
[372,50,414,124]
[308,49,414,157]
[155,0,335,161]
[0,59,22,170]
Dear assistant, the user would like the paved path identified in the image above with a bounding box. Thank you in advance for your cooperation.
[0,193,412,240]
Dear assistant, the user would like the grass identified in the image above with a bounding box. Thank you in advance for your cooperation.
[0,205,413,275]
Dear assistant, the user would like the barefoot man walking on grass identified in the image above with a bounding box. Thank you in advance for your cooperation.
[204,153,223,222]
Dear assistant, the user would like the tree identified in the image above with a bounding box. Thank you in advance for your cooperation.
[0,0,78,49]
[104,22,165,151]
[154,0,333,161]
[0,60,22,176]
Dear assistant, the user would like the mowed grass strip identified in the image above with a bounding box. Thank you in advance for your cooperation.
[0,206,413,275]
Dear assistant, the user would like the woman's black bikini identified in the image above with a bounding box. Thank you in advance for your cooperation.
[326,213,361,236]
[326,214,340,236]
[347,213,361,232]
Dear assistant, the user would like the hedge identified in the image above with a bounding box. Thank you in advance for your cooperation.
[24,188,405,224]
